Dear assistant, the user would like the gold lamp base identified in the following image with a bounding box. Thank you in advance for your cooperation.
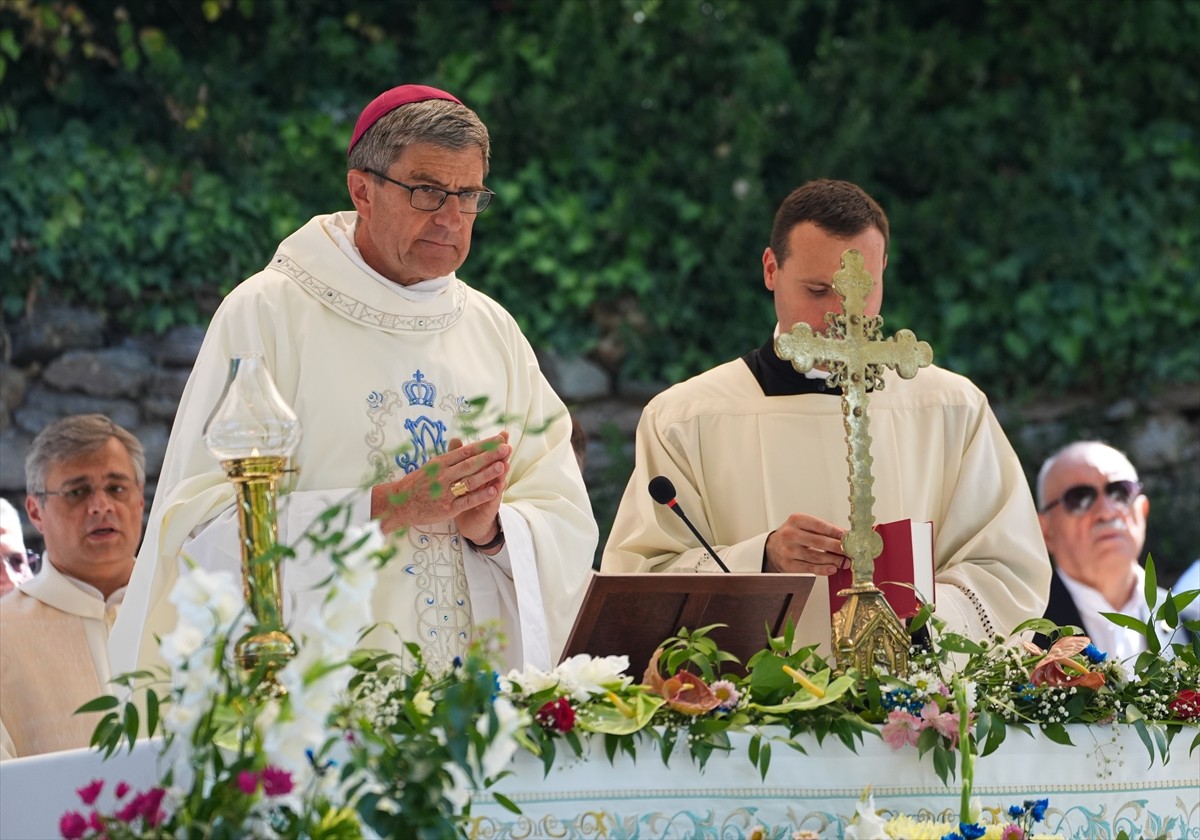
[223,454,297,695]
[236,629,298,698]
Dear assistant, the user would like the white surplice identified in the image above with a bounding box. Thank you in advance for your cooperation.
[602,357,1050,643]
[0,559,124,759]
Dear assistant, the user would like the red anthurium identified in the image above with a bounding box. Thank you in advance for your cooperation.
[642,646,722,715]
[1027,636,1105,689]
[660,671,722,716]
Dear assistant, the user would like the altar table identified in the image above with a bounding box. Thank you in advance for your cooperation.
[0,725,1196,839]
[467,726,1199,838]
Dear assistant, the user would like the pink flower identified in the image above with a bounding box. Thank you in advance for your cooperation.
[77,779,104,806]
[881,709,923,749]
[140,787,167,826]
[87,811,103,832]
[711,680,741,710]
[236,770,260,795]
[1000,824,1026,840]
[59,811,88,839]
[261,765,294,796]
[115,781,130,799]
[920,702,965,749]
[115,797,140,823]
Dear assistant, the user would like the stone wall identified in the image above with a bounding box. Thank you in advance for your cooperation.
[3,303,1198,583]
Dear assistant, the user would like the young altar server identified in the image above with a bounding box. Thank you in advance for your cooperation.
[602,180,1050,642]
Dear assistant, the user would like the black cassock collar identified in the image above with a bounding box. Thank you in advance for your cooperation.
[741,336,843,397]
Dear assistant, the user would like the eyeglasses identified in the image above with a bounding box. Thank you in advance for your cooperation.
[35,481,137,506]
[364,169,494,214]
[1040,479,1143,515]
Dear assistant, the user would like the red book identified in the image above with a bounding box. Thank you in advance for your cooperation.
[827,519,935,620]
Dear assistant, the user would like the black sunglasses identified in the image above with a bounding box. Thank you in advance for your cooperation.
[1040,479,1143,515]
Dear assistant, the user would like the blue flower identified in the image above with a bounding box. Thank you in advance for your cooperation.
[305,748,336,775]
[940,832,962,840]
[1030,798,1049,821]
[959,822,987,839]
[1008,804,1024,819]
[1083,644,1107,663]
[883,687,922,714]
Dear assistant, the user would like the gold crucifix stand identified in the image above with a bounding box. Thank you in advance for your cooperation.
[775,249,932,677]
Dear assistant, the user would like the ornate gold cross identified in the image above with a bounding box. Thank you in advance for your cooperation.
[775,249,932,676]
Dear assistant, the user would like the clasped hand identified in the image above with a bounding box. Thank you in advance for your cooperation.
[371,432,511,547]
[764,513,848,575]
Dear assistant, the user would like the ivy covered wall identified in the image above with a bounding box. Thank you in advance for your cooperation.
[3,0,1196,401]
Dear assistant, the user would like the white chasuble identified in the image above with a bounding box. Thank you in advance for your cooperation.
[112,212,597,678]
[602,359,1050,644]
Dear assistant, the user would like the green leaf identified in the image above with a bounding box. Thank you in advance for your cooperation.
[579,693,664,736]
[758,739,772,779]
[75,694,120,714]
[492,791,522,815]
[1144,555,1158,611]
[1040,722,1074,746]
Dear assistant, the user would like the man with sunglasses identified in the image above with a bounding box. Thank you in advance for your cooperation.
[0,414,145,759]
[113,85,596,683]
[1036,441,1185,657]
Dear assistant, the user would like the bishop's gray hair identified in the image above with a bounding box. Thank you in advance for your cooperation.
[348,98,490,178]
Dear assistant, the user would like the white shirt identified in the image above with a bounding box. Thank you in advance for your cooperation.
[1057,566,1149,661]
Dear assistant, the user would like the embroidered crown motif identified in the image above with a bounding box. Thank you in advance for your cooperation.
[403,370,437,407]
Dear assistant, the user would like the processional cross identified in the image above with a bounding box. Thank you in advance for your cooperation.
[775,249,932,677]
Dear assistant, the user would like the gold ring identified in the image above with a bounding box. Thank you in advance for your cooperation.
[450,480,469,498]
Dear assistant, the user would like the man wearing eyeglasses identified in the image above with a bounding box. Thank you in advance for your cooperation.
[113,85,596,682]
[1035,440,1183,657]
[0,414,145,759]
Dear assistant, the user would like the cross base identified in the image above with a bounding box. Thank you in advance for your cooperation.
[831,585,910,677]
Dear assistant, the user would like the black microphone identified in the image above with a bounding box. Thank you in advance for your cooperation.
[648,475,731,573]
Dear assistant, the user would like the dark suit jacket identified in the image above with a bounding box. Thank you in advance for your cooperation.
[1035,567,1191,651]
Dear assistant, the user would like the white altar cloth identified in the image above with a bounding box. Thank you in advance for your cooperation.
[0,725,1196,839]
[471,726,1198,839]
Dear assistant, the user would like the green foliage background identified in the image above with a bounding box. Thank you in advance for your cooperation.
[2,0,1198,399]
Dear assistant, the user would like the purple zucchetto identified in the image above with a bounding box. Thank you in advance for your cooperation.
[347,84,463,156]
